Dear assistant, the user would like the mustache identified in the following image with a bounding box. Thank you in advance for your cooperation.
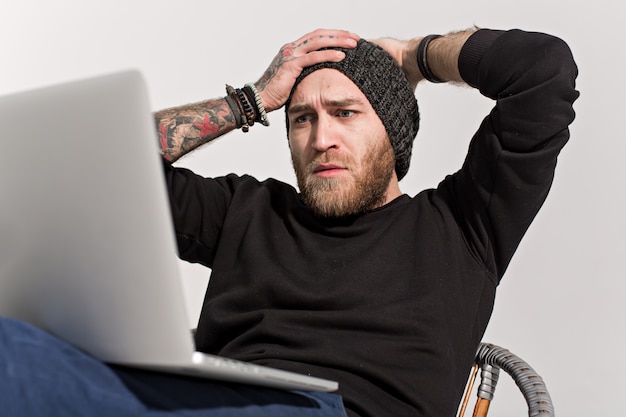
[305,150,352,172]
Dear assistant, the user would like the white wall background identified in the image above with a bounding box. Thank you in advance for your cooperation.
[2,0,624,415]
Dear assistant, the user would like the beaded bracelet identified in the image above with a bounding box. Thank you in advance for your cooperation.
[416,34,445,83]
[244,83,270,126]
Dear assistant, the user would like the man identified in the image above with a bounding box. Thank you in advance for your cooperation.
[0,27,578,417]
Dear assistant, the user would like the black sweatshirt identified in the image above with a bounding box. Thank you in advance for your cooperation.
[162,29,579,417]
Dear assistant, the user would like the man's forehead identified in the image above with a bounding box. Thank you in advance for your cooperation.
[287,68,370,112]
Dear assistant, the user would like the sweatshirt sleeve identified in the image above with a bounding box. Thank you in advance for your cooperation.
[448,29,579,280]
[161,158,236,268]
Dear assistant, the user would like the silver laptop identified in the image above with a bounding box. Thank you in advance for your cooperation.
[0,70,338,393]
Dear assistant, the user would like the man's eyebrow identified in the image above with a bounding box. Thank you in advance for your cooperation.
[288,97,365,114]
[287,103,313,115]
[325,97,365,108]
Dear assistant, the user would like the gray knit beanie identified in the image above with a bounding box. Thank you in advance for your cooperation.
[285,39,419,180]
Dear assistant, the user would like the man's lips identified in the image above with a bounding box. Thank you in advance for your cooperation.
[312,163,347,177]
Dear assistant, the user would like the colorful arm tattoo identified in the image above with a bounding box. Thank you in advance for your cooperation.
[154,97,236,162]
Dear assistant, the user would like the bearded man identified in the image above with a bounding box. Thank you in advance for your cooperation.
[0,27,578,417]
[152,27,578,417]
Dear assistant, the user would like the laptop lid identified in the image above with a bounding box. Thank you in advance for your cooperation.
[0,70,204,365]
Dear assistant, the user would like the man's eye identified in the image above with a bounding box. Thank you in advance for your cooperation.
[338,110,355,118]
[295,114,312,123]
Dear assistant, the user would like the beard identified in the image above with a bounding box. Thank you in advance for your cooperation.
[292,140,396,218]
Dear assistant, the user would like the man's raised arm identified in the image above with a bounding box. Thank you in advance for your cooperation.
[155,29,359,163]
[377,27,579,278]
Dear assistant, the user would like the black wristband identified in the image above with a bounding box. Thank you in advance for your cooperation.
[416,34,445,83]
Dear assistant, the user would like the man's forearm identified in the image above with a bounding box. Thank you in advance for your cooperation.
[425,29,476,83]
[155,97,237,163]
[400,28,477,85]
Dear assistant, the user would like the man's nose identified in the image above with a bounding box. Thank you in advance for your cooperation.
[311,116,339,152]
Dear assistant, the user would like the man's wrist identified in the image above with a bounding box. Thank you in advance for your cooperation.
[416,35,446,83]
[414,29,477,84]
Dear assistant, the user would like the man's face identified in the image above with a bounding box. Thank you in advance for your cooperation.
[287,68,400,218]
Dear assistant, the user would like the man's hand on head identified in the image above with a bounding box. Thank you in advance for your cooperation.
[369,37,422,90]
[254,29,359,113]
